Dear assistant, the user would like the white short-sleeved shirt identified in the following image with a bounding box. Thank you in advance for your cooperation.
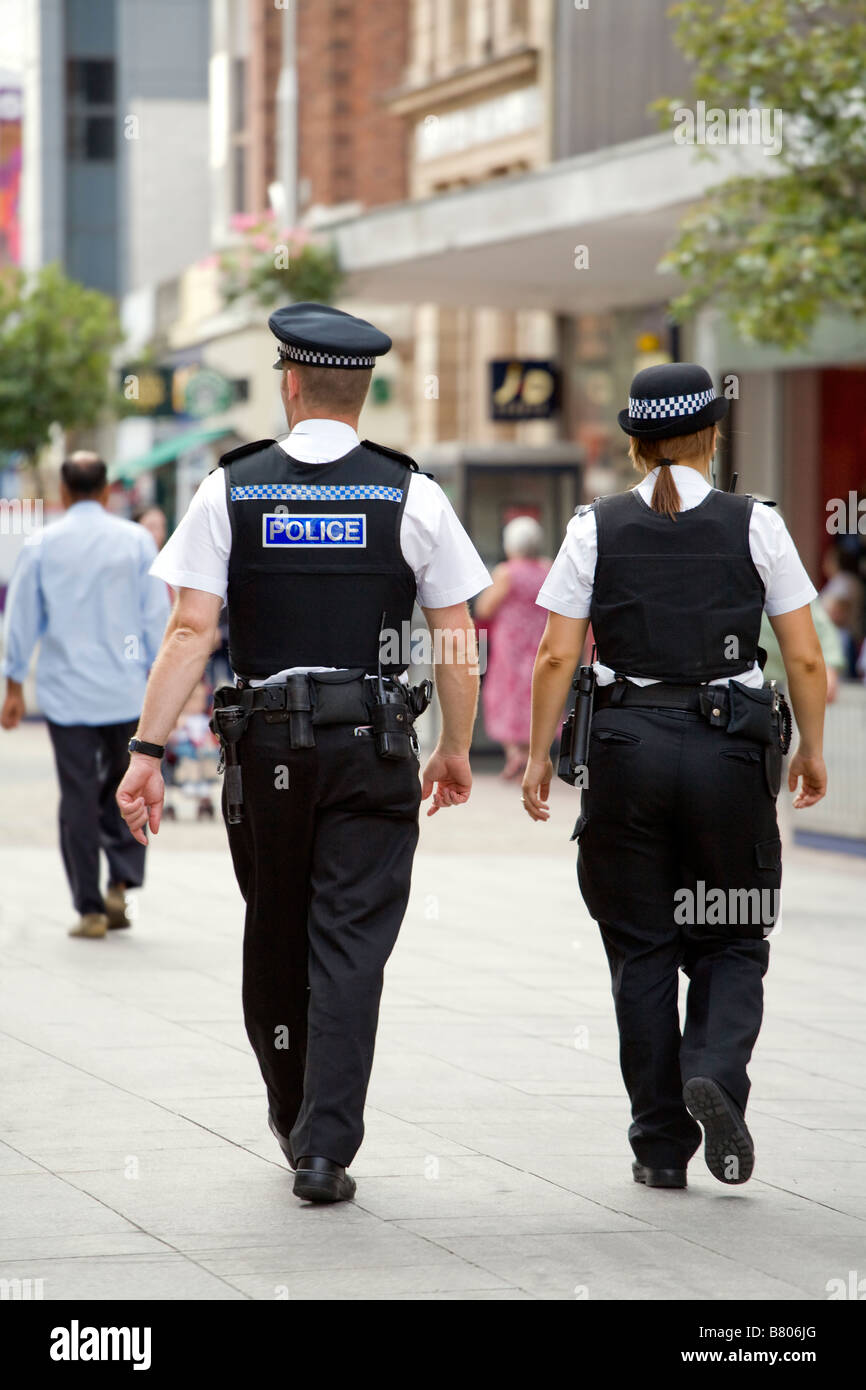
[151,419,492,682]
[536,463,817,687]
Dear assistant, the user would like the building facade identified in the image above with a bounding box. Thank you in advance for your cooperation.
[21,0,211,296]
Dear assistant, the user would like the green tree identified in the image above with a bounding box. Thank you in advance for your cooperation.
[656,0,866,348]
[0,264,122,481]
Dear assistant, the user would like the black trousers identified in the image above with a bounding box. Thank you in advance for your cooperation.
[224,717,421,1168]
[575,706,778,1169]
[47,718,145,916]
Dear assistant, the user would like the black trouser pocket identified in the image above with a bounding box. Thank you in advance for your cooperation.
[719,747,761,765]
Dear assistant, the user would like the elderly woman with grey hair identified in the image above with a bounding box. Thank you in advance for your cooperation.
[475,515,551,778]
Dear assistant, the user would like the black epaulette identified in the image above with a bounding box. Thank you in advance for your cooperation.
[215,439,277,469]
[576,496,601,517]
[361,439,420,473]
[748,496,778,507]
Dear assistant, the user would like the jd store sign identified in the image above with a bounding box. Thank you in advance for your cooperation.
[489,359,559,421]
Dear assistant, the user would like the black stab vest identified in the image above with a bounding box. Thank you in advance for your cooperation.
[222,440,417,678]
[589,488,766,683]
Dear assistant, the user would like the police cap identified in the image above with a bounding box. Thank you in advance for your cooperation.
[270,302,392,370]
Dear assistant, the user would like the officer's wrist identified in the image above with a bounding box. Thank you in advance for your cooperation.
[436,739,470,759]
[796,743,823,760]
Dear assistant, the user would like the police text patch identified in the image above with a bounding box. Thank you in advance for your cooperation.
[262,513,367,547]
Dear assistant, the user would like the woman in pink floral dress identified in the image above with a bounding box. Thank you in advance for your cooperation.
[476,516,551,779]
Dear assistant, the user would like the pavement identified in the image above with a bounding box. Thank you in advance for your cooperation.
[1,719,865,1302]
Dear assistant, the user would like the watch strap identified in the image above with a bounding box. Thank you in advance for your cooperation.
[128,737,166,759]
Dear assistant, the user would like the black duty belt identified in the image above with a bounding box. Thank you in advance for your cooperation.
[217,670,417,730]
[210,671,433,826]
[595,682,719,715]
[594,678,791,752]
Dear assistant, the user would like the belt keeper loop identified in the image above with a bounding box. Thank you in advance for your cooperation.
[610,679,628,707]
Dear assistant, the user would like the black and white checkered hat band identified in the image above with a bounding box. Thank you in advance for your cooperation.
[628,387,716,421]
[276,341,376,368]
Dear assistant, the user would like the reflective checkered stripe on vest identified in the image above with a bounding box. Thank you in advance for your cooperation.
[589,490,766,682]
[223,442,417,678]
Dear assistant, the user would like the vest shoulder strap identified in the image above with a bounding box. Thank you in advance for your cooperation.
[576,496,601,517]
[216,439,277,469]
[361,439,420,472]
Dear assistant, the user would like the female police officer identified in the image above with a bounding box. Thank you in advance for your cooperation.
[521,362,828,1190]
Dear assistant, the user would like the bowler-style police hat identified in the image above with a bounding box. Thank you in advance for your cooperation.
[269,302,392,370]
[618,363,729,440]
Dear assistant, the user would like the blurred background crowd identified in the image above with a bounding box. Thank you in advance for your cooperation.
[1,0,864,848]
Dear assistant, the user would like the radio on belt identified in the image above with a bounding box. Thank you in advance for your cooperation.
[371,611,413,760]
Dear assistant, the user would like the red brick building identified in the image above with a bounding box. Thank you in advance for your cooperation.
[295,0,409,213]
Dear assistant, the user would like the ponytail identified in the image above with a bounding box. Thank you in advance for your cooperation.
[650,460,681,519]
[627,426,718,521]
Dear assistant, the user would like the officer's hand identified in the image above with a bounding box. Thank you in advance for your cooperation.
[421,749,472,816]
[117,754,165,845]
[1,688,25,729]
[521,756,553,822]
[788,747,827,809]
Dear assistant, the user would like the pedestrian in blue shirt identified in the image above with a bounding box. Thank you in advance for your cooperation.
[1,453,171,937]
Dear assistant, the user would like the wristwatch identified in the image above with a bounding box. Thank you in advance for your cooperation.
[128,737,166,760]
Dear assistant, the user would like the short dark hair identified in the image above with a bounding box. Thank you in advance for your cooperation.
[61,453,108,497]
[289,362,373,415]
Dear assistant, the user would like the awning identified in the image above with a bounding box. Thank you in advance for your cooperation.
[110,426,237,483]
[328,135,770,313]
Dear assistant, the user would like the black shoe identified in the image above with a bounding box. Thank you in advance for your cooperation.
[683,1076,755,1185]
[293,1156,356,1204]
[632,1161,687,1189]
[267,1112,296,1170]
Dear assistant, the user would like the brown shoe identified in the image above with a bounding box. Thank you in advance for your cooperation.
[69,913,109,939]
[105,883,131,930]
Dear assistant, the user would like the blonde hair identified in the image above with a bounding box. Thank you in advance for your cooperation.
[628,426,717,519]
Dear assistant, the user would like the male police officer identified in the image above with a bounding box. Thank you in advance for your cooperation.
[116,303,491,1204]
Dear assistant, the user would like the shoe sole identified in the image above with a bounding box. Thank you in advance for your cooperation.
[683,1076,755,1185]
[293,1172,356,1204]
[633,1167,687,1189]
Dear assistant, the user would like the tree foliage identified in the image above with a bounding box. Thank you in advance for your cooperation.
[656,0,866,347]
[0,264,122,464]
